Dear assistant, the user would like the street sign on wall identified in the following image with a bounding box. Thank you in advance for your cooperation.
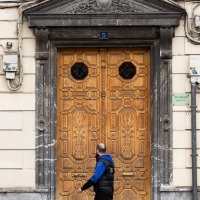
[172,94,189,106]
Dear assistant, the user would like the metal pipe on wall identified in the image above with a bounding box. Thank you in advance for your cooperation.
[191,81,198,200]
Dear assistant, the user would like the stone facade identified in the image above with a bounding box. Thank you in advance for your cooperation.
[0,0,199,200]
[0,5,36,189]
[172,2,200,189]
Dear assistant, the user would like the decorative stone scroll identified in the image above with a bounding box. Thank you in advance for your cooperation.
[160,27,174,59]
[34,28,49,60]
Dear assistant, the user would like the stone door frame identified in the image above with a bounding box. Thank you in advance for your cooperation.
[33,26,174,200]
[25,1,184,199]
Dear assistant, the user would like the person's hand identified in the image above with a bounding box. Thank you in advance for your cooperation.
[76,188,82,193]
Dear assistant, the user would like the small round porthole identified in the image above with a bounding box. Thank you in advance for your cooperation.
[119,62,136,80]
[71,62,88,80]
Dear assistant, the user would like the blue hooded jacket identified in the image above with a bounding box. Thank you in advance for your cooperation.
[81,154,114,192]
[90,154,114,183]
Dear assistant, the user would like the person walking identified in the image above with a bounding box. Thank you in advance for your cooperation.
[77,143,115,200]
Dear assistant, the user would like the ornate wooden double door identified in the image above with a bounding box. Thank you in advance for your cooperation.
[57,48,151,200]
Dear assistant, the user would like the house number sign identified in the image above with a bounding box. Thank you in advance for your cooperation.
[99,31,109,39]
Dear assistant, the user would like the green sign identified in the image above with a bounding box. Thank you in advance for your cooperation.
[173,94,189,106]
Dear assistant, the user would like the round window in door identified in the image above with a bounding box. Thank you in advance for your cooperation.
[71,62,88,80]
[119,62,136,79]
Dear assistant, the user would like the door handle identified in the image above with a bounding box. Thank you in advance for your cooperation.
[123,172,133,176]
[73,173,86,177]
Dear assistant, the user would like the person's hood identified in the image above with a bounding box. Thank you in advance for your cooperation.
[98,154,114,163]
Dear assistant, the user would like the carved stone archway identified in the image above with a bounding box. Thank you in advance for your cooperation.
[24,0,184,199]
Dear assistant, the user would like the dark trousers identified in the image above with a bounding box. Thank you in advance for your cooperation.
[94,192,113,200]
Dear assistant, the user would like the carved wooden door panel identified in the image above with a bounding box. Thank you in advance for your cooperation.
[57,48,150,200]
[106,49,150,200]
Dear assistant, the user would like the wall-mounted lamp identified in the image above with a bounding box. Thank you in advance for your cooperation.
[6,42,12,49]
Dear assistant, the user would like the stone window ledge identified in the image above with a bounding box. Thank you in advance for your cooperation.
[0,189,48,193]
[159,186,200,192]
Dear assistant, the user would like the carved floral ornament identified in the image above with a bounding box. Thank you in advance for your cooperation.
[69,0,143,13]
[96,0,112,9]
[25,0,184,27]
